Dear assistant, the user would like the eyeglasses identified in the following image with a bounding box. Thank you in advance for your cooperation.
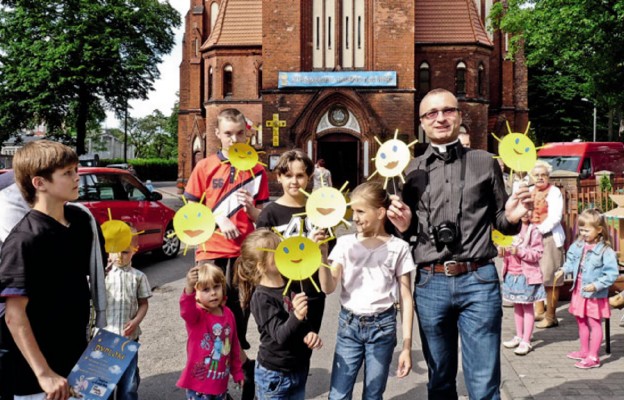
[420,107,460,120]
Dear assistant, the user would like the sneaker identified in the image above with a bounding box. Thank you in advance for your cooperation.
[514,341,532,355]
[566,351,587,360]
[574,357,600,369]
[503,336,522,348]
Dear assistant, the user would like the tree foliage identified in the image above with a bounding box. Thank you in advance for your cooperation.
[120,110,177,159]
[0,1,181,154]
[490,0,624,139]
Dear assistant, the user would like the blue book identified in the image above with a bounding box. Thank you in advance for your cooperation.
[68,329,140,400]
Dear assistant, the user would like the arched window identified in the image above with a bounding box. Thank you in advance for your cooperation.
[223,65,233,98]
[210,2,219,32]
[257,65,262,98]
[419,62,431,95]
[477,63,485,97]
[208,67,213,99]
[455,61,466,96]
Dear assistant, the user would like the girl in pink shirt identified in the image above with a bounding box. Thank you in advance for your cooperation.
[177,264,244,400]
[499,211,546,355]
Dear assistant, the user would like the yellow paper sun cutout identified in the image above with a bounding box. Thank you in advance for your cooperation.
[296,182,351,237]
[101,209,141,253]
[168,193,218,255]
[492,121,543,186]
[368,129,418,189]
[258,223,333,295]
[224,142,267,180]
[491,229,514,248]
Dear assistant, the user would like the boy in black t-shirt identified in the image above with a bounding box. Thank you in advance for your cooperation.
[0,140,106,400]
[256,149,328,334]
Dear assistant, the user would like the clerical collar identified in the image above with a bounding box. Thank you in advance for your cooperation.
[430,139,460,153]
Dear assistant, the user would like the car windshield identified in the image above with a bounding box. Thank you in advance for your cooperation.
[538,156,580,172]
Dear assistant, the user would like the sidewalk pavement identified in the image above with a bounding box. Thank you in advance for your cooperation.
[147,183,624,399]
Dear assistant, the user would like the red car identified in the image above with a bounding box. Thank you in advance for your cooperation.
[78,167,180,258]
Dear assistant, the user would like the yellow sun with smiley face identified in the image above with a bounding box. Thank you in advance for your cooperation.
[492,121,543,186]
[224,141,267,180]
[295,182,351,237]
[368,129,418,189]
[169,194,218,255]
[101,209,142,253]
[491,229,514,248]
[258,224,333,295]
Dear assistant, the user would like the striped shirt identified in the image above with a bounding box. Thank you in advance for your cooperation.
[402,142,520,264]
[104,263,152,340]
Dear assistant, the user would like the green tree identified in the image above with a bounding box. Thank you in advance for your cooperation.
[126,110,177,159]
[0,1,181,154]
[490,0,624,139]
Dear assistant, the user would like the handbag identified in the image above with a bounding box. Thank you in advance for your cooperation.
[609,292,624,309]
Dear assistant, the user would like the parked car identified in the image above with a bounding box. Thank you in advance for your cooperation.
[78,167,180,258]
[537,142,624,179]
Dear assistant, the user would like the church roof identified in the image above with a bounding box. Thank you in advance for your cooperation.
[415,0,493,46]
[202,0,262,49]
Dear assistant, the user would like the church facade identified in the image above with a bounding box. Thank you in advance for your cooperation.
[178,0,527,192]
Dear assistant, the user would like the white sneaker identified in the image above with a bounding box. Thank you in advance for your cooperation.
[503,336,522,348]
[514,341,532,355]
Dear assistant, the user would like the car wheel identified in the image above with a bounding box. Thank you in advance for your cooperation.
[157,223,180,259]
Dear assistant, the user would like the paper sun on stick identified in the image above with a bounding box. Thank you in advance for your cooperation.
[169,193,218,255]
[492,121,543,187]
[258,223,333,295]
[223,142,267,180]
[368,129,418,189]
[101,209,142,253]
[296,182,351,237]
[491,229,514,247]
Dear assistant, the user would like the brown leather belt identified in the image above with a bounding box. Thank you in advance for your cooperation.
[419,259,491,277]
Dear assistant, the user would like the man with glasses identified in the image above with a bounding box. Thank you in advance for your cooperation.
[388,88,532,399]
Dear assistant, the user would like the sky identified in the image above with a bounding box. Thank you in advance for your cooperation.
[104,1,187,128]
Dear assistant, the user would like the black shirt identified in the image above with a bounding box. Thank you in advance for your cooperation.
[402,142,520,264]
[250,285,313,372]
[0,206,92,395]
[256,202,325,333]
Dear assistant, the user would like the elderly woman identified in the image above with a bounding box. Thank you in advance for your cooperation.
[530,160,566,328]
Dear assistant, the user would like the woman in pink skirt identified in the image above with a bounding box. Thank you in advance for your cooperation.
[556,209,619,369]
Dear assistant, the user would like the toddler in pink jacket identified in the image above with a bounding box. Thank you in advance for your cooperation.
[499,211,546,355]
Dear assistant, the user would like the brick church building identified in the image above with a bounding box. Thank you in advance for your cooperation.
[177,0,527,192]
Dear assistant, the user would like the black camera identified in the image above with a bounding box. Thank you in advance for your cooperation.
[428,221,458,247]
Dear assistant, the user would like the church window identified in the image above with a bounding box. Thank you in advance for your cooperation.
[313,0,365,69]
[478,63,485,97]
[208,67,213,99]
[257,65,263,98]
[456,61,466,96]
[210,2,219,32]
[419,62,431,95]
[223,64,233,98]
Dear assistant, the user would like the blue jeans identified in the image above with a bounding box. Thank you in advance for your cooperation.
[415,264,502,400]
[328,306,397,400]
[115,351,139,400]
[254,361,308,400]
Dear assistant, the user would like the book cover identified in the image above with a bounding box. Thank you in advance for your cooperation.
[68,329,140,399]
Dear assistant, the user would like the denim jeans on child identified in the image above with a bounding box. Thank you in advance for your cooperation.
[328,306,397,400]
[185,389,227,400]
[415,263,502,400]
[254,361,308,400]
[116,352,139,400]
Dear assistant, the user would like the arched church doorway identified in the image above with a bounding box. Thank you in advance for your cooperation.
[316,133,359,191]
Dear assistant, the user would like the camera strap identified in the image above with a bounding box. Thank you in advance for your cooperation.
[425,146,467,228]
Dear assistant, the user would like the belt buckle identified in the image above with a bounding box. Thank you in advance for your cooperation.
[443,260,458,277]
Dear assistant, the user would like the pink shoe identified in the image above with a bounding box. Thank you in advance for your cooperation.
[574,357,600,369]
[566,351,587,360]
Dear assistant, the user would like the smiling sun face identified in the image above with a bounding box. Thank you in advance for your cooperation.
[493,121,540,173]
[491,229,514,247]
[304,186,348,229]
[173,202,216,246]
[275,236,322,282]
[224,141,267,180]
[368,130,418,189]
[374,139,411,178]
